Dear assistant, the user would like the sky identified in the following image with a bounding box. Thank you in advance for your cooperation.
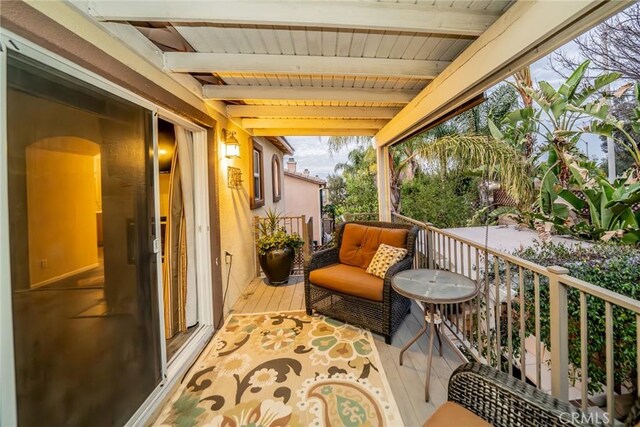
[285,38,610,179]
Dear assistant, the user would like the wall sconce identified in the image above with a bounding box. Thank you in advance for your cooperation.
[227,166,243,188]
[224,130,240,159]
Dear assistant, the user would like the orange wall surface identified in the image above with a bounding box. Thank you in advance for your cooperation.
[26,145,99,286]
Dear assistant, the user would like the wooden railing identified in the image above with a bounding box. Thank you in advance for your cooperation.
[254,215,313,276]
[392,212,640,424]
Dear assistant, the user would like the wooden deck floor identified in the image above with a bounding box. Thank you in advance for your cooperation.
[230,275,465,427]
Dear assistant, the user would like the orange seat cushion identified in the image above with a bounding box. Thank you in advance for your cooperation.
[309,263,384,302]
[422,402,492,427]
[339,223,408,270]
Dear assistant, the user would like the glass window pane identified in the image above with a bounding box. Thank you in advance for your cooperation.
[7,51,161,427]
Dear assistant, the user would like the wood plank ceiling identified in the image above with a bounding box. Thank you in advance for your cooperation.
[78,0,514,136]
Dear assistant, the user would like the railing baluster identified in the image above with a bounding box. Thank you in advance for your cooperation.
[494,257,501,370]
[580,291,588,411]
[448,236,452,271]
[452,239,457,273]
[422,227,428,269]
[534,273,541,389]
[637,314,640,400]
[476,248,482,360]
[506,261,513,376]
[467,244,472,280]
[519,266,526,382]
[605,301,614,425]
[485,253,491,368]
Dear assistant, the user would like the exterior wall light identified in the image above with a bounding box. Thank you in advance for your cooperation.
[224,130,240,159]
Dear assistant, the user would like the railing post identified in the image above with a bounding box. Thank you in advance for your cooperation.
[548,265,570,401]
[425,223,434,269]
[375,144,392,222]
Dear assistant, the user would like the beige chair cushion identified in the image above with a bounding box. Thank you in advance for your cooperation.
[366,243,407,278]
[422,402,492,427]
[309,263,384,302]
[339,223,408,270]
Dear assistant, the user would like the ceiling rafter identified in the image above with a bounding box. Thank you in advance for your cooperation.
[164,52,448,79]
[227,105,402,119]
[203,85,418,103]
[85,0,499,37]
[243,118,388,130]
[252,129,379,137]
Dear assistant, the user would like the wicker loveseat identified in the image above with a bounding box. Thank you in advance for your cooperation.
[424,362,640,427]
[304,221,419,344]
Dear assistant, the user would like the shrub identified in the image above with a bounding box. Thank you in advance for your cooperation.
[335,169,378,216]
[515,242,640,394]
[400,173,478,228]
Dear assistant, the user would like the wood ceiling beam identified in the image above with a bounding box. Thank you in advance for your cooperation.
[252,128,379,137]
[164,52,447,79]
[203,85,418,103]
[227,105,402,119]
[84,1,498,37]
[243,119,387,130]
[375,0,633,147]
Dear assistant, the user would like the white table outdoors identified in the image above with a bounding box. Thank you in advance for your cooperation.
[392,268,479,402]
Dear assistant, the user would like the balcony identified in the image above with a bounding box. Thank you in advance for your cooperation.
[152,212,640,426]
[1,1,638,426]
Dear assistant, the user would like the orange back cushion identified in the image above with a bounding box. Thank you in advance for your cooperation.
[339,223,408,269]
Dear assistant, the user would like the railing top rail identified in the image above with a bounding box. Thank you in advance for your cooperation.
[430,225,549,275]
[559,274,640,314]
[392,212,640,314]
[394,213,550,275]
[391,212,429,228]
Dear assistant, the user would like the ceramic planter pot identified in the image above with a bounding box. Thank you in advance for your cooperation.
[258,246,295,285]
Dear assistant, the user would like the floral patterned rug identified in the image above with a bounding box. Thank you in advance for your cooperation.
[154,311,402,427]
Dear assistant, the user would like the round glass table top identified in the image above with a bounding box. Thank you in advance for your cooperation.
[392,269,479,303]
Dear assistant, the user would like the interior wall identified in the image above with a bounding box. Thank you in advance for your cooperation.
[26,143,99,286]
[217,121,285,317]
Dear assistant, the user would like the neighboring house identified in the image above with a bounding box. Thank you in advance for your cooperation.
[283,158,325,246]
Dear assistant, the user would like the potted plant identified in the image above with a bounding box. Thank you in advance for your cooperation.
[257,210,304,285]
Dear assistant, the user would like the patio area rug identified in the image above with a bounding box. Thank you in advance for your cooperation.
[154,310,402,427]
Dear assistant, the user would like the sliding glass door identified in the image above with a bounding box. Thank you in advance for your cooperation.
[6,50,162,426]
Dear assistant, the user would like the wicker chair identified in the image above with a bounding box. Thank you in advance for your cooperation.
[304,221,419,344]
[429,362,640,427]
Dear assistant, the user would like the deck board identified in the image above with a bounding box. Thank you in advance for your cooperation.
[230,276,463,426]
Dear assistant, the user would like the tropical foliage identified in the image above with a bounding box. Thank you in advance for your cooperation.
[491,60,640,243]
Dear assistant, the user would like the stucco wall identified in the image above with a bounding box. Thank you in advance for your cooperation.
[283,175,322,244]
[216,121,285,317]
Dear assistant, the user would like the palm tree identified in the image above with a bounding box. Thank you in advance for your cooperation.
[417,134,534,208]
[326,83,532,210]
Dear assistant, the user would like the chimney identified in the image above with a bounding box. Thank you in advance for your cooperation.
[286,157,296,173]
[303,168,310,176]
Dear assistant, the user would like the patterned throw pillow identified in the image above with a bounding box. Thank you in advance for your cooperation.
[366,243,408,278]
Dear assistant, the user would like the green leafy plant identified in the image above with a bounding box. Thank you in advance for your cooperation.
[256,209,304,255]
[400,173,478,228]
[257,230,303,255]
[492,61,640,243]
[515,242,640,395]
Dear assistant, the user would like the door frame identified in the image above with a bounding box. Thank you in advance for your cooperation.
[0,36,19,427]
[0,30,216,427]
